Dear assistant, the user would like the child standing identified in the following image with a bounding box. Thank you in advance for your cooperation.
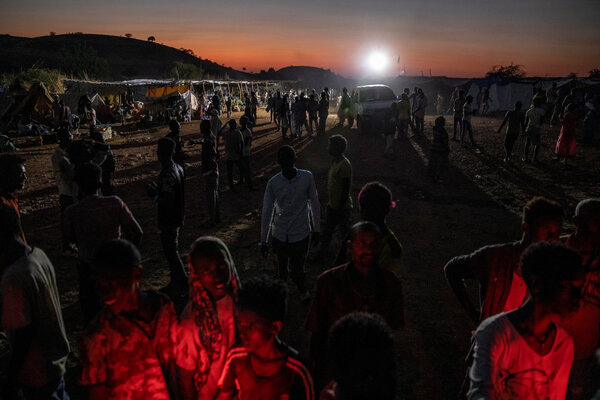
[555,103,578,165]
[176,237,240,400]
[79,239,178,400]
[216,275,314,400]
[428,116,450,182]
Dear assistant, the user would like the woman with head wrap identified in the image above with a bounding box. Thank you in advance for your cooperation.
[176,236,240,400]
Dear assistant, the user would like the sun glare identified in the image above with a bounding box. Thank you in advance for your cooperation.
[366,51,388,73]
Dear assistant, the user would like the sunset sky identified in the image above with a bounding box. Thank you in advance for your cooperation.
[1,0,599,78]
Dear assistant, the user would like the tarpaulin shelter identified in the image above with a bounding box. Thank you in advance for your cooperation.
[6,82,55,122]
[145,84,191,98]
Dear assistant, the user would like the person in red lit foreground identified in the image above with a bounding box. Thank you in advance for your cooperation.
[216,275,314,400]
[445,196,564,323]
[176,236,240,400]
[562,199,600,399]
[78,239,178,399]
[467,242,585,399]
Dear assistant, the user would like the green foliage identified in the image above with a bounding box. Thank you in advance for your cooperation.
[485,64,526,81]
[163,62,203,80]
[1,67,65,93]
[59,40,109,79]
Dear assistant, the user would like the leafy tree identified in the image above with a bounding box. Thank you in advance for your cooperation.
[179,48,195,56]
[163,62,203,80]
[242,67,246,71]
[125,33,133,38]
[1,68,65,92]
[268,67,275,73]
[59,40,109,79]
[147,36,155,42]
[589,68,600,79]
[50,32,56,36]
[567,72,577,78]
[485,64,526,81]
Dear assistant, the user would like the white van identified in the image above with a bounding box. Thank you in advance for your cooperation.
[354,84,397,134]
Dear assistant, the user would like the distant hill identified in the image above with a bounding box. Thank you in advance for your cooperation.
[256,66,354,89]
[0,33,252,81]
[0,33,359,90]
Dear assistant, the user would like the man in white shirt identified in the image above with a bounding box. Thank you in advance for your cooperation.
[260,145,320,301]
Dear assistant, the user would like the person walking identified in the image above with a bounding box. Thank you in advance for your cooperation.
[260,146,320,301]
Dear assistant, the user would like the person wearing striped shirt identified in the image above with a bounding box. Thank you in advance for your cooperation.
[216,275,314,400]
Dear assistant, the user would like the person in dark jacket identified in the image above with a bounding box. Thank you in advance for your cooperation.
[148,137,187,294]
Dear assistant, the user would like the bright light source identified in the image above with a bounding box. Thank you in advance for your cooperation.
[367,51,388,73]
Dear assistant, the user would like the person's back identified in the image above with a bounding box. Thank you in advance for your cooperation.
[505,109,524,135]
[397,98,411,120]
[454,97,465,116]
[65,194,138,263]
[319,97,329,116]
[157,159,185,228]
[431,123,449,153]
[1,247,70,391]
[525,104,545,129]
[223,128,243,161]
[240,126,252,158]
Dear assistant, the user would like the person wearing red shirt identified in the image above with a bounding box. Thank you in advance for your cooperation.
[217,275,314,400]
[562,199,600,399]
[79,239,178,400]
[468,242,585,400]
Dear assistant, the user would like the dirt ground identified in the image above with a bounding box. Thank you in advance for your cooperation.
[2,108,599,399]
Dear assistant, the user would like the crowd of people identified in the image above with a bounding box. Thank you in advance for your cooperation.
[0,82,599,400]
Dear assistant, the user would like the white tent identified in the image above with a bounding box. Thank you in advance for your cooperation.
[467,82,533,112]
[90,93,105,108]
